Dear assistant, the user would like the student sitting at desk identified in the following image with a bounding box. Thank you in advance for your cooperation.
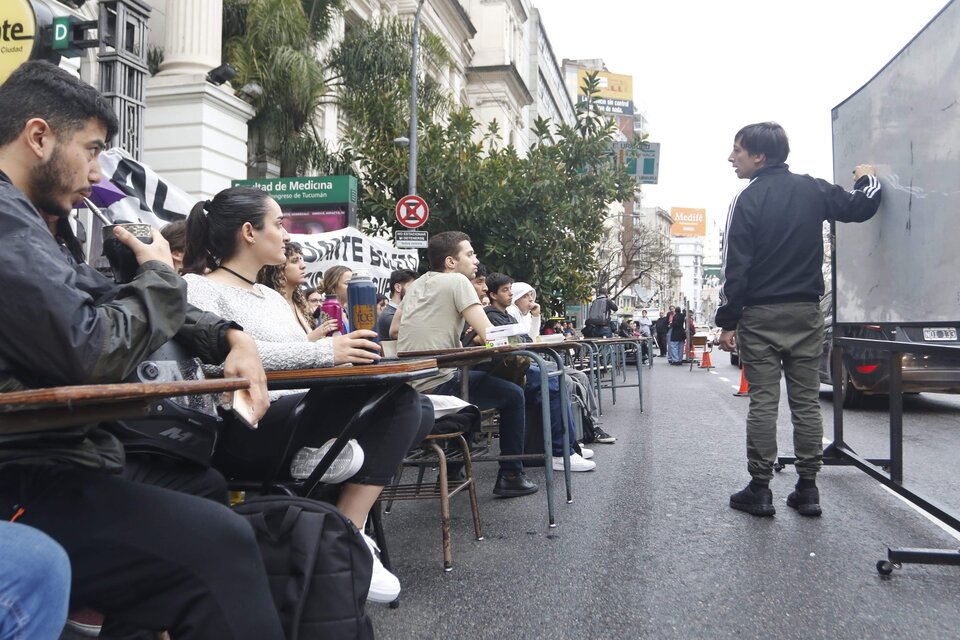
[182,186,433,604]
[390,231,538,498]
[258,241,338,340]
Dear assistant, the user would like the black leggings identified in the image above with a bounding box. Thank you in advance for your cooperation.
[214,384,434,485]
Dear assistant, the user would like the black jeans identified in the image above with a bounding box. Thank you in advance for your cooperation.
[656,332,668,356]
[0,465,284,639]
[215,385,433,485]
[435,371,526,473]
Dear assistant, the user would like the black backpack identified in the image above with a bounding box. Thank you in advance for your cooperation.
[232,495,375,640]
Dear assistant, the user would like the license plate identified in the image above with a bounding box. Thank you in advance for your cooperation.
[923,327,958,341]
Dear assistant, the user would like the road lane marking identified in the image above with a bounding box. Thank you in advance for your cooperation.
[880,487,960,543]
[817,438,960,542]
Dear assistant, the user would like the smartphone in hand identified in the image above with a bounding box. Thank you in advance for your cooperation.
[225,390,258,430]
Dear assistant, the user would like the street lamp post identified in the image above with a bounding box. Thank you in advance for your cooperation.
[408,0,427,196]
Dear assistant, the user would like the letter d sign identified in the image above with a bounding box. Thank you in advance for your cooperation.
[52,17,69,50]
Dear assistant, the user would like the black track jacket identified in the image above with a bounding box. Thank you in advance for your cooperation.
[715,163,881,331]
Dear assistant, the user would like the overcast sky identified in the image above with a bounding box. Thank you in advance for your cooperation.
[535,0,948,240]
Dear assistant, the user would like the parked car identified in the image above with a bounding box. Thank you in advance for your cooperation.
[818,291,960,407]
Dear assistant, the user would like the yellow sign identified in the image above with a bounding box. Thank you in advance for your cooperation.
[671,207,706,237]
[576,69,633,100]
[0,0,36,84]
[576,69,634,115]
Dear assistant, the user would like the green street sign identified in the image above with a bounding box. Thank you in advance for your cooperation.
[231,176,358,207]
[51,16,69,49]
[49,15,98,57]
[623,142,660,185]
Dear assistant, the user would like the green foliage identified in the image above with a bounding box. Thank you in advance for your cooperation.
[324,26,633,312]
[222,0,342,176]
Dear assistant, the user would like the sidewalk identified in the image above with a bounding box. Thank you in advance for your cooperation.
[369,360,960,639]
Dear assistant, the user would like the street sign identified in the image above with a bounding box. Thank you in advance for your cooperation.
[50,15,98,58]
[618,141,660,185]
[395,229,429,249]
[395,195,429,229]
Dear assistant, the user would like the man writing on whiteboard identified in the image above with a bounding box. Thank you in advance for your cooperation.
[716,122,881,518]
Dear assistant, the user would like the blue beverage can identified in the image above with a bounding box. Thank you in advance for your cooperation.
[347,272,381,358]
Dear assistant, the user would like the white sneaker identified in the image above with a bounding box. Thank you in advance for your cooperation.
[552,453,596,472]
[361,531,401,603]
[579,446,594,459]
[289,439,364,482]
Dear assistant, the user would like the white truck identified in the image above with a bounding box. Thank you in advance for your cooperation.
[823,0,960,406]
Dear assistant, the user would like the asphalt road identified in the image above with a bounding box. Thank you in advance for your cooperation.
[368,356,960,639]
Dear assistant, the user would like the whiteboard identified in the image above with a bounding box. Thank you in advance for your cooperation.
[832,0,960,324]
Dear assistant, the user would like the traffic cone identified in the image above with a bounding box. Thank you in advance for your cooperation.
[699,350,714,369]
[734,367,749,396]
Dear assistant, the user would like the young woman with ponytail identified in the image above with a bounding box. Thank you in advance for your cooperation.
[181,187,433,604]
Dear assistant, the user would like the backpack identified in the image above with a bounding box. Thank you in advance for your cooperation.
[232,495,375,640]
[586,297,608,326]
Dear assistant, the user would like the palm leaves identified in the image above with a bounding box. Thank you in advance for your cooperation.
[223,0,341,176]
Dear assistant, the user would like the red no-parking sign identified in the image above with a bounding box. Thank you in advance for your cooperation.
[395,195,429,229]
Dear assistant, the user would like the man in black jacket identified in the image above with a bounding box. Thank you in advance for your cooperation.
[0,61,283,638]
[716,122,880,518]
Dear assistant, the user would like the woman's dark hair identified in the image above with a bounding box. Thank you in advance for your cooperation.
[182,187,272,275]
[160,219,187,253]
[735,122,790,166]
[258,242,314,328]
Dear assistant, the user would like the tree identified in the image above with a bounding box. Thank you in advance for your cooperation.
[324,25,633,313]
[595,221,674,302]
[222,0,342,176]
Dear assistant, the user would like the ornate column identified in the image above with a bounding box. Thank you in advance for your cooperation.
[156,0,222,77]
[143,0,254,200]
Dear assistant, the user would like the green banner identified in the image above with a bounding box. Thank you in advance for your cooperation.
[232,176,357,207]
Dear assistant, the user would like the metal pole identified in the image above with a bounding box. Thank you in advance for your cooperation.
[408,0,427,196]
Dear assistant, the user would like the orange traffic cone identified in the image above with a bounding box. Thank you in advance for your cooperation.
[734,366,749,396]
[700,350,714,369]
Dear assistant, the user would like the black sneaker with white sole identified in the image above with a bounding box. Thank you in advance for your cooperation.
[593,427,616,444]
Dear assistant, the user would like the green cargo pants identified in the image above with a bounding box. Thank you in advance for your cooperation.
[737,302,824,481]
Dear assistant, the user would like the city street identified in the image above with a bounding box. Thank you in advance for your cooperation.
[369,357,960,639]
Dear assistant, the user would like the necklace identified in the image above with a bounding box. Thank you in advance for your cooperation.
[219,265,257,286]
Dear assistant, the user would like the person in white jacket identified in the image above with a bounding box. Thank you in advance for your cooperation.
[507,282,541,339]
[508,281,616,446]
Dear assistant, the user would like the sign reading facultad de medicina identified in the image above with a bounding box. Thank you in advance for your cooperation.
[232,175,358,233]
[0,0,37,84]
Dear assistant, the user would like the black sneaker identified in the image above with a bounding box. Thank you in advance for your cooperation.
[593,427,617,444]
[729,482,775,516]
[786,486,822,517]
[493,472,539,498]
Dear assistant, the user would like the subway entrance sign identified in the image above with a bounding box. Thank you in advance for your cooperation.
[232,175,357,233]
[0,0,36,84]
